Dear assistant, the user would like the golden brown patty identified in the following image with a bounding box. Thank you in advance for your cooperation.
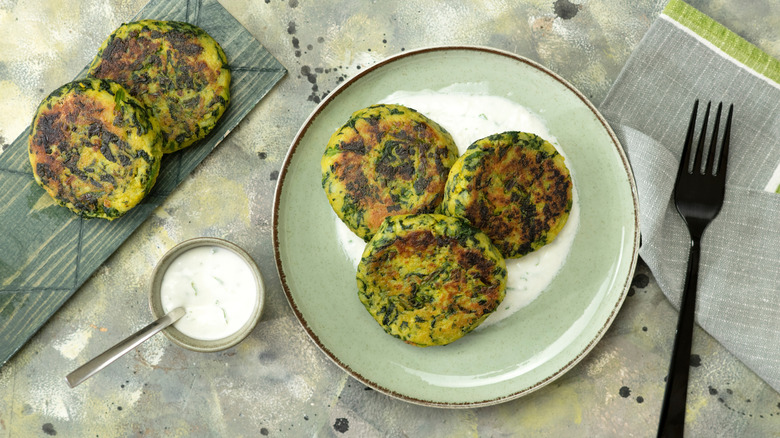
[441,131,573,258]
[28,79,163,220]
[357,214,507,347]
[88,19,230,153]
[321,104,459,241]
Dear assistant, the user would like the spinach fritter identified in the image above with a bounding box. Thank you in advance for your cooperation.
[322,104,459,241]
[88,20,230,153]
[28,79,163,219]
[357,214,507,347]
[442,131,573,258]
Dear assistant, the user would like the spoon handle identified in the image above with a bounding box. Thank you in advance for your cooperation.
[65,307,186,388]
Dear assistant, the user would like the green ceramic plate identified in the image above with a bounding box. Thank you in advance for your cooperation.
[273,46,639,407]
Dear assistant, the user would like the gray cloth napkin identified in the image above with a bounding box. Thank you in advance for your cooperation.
[599,0,780,392]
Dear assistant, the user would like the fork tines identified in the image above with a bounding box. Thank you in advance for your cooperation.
[681,100,734,178]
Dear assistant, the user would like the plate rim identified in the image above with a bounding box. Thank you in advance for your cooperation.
[272,45,640,408]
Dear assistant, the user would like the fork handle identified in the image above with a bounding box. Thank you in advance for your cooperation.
[657,236,701,438]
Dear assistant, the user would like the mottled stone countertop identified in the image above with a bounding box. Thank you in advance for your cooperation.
[1,0,779,437]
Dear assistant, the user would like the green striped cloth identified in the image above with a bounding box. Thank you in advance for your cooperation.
[601,0,780,392]
[665,0,780,193]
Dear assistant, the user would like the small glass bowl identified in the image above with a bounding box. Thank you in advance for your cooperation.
[149,237,265,352]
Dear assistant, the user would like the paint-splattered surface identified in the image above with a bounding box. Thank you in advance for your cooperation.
[1,0,779,436]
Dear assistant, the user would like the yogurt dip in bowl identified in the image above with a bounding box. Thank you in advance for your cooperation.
[149,237,265,352]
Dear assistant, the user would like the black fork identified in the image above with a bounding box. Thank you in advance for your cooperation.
[657,100,733,438]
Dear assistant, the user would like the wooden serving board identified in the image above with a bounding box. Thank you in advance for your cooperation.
[0,0,286,367]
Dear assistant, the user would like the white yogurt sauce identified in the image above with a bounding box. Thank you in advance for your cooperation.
[160,245,257,340]
[334,84,580,328]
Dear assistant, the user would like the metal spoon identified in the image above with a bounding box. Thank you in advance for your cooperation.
[65,307,186,388]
